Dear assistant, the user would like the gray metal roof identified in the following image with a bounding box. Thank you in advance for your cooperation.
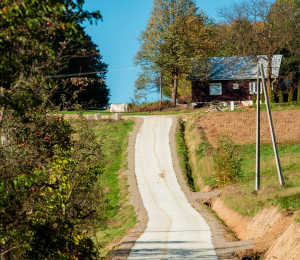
[189,55,282,81]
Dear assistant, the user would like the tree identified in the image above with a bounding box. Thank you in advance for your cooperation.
[261,90,265,104]
[252,92,257,104]
[288,89,294,102]
[279,90,284,103]
[270,89,275,103]
[134,0,213,105]
[0,1,108,259]
[217,0,299,95]
[51,13,110,109]
[297,86,300,101]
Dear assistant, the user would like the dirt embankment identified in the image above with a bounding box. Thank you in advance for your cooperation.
[209,197,298,259]
[199,110,300,148]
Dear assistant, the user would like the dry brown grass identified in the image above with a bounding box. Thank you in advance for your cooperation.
[198,110,300,148]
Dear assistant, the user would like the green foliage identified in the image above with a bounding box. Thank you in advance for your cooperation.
[252,92,257,104]
[270,89,275,103]
[298,86,300,101]
[212,132,243,187]
[288,89,294,102]
[270,193,300,211]
[0,0,108,258]
[176,118,195,191]
[279,90,284,103]
[134,0,213,104]
[261,90,265,104]
[51,13,110,109]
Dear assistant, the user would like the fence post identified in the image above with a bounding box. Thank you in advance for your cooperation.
[259,64,284,187]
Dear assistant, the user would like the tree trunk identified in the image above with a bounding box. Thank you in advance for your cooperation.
[171,73,178,106]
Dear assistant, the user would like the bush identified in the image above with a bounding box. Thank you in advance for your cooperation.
[270,89,275,103]
[261,90,265,104]
[212,132,243,187]
[279,90,284,103]
[297,86,300,102]
[131,100,172,112]
[288,89,293,102]
[252,92,256,105]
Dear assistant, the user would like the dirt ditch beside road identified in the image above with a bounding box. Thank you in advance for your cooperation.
[182,109,300,259]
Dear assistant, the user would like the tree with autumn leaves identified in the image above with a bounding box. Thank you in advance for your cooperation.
[216,0,300,95]
[134,0,214,105]
[0,1,109,259]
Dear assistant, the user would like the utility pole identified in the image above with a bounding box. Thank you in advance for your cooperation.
[256,64,261,191]
[259,64,284,186]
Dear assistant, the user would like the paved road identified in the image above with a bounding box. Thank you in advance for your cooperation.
[128,116,217,260]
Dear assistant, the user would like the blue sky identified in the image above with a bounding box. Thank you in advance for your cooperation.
[82,0,236,104]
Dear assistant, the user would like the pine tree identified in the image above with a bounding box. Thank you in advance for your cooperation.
[134,0,213,105]
[288,89,293,102]
[261,90,265,104]
[279,90,284,103]
[252,92,256,104]
[270,89,275,103]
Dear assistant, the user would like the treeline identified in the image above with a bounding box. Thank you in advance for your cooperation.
[0,1,110,259]
[134,0,300,104]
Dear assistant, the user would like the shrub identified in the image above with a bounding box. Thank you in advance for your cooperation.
[252,92,256,105]
[297,86,300,102]
[261,90,265,104]
[270,89,275,103]
[279,90,284,103]
[288,89,293,102]
[212,132,243,187]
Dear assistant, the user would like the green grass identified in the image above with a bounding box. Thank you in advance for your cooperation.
[175,118,199,192]
[215,141,300,217]
[182,113,300,218]
[59,109,199,116]
[82,119,137,258]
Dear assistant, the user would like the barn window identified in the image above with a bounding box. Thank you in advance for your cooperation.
[210,83,222,95]
[249,82,262,94]
[233,83,239,89]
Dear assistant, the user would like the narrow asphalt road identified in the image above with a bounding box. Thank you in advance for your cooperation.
[128,116,218,260]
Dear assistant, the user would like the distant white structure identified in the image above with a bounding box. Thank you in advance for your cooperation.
[110,103,130,113]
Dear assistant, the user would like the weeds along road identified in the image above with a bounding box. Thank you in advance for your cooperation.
[128,116,217,260]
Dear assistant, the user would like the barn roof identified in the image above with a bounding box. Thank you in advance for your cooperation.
[189,55,282,81]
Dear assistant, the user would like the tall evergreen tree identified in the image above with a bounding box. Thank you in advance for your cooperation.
[134,0,213,105]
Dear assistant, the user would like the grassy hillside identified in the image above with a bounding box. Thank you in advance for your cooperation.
[181,109,300,218]
[73,119,137,258]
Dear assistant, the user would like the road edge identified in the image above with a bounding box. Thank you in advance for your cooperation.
[110,117,149,260]
[169,116,254,259]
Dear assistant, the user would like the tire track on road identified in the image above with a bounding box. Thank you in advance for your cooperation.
[137,119,173,259]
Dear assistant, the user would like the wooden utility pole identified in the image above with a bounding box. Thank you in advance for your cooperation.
[256,64,261,191]
[259,64,284,187]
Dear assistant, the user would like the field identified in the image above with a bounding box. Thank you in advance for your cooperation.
[182,109,300,217]
[72,119,137,258]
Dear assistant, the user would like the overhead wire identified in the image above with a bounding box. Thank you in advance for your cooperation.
[47,67,137,78]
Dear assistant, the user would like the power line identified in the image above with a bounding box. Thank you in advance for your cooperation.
[47,67,137,78]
